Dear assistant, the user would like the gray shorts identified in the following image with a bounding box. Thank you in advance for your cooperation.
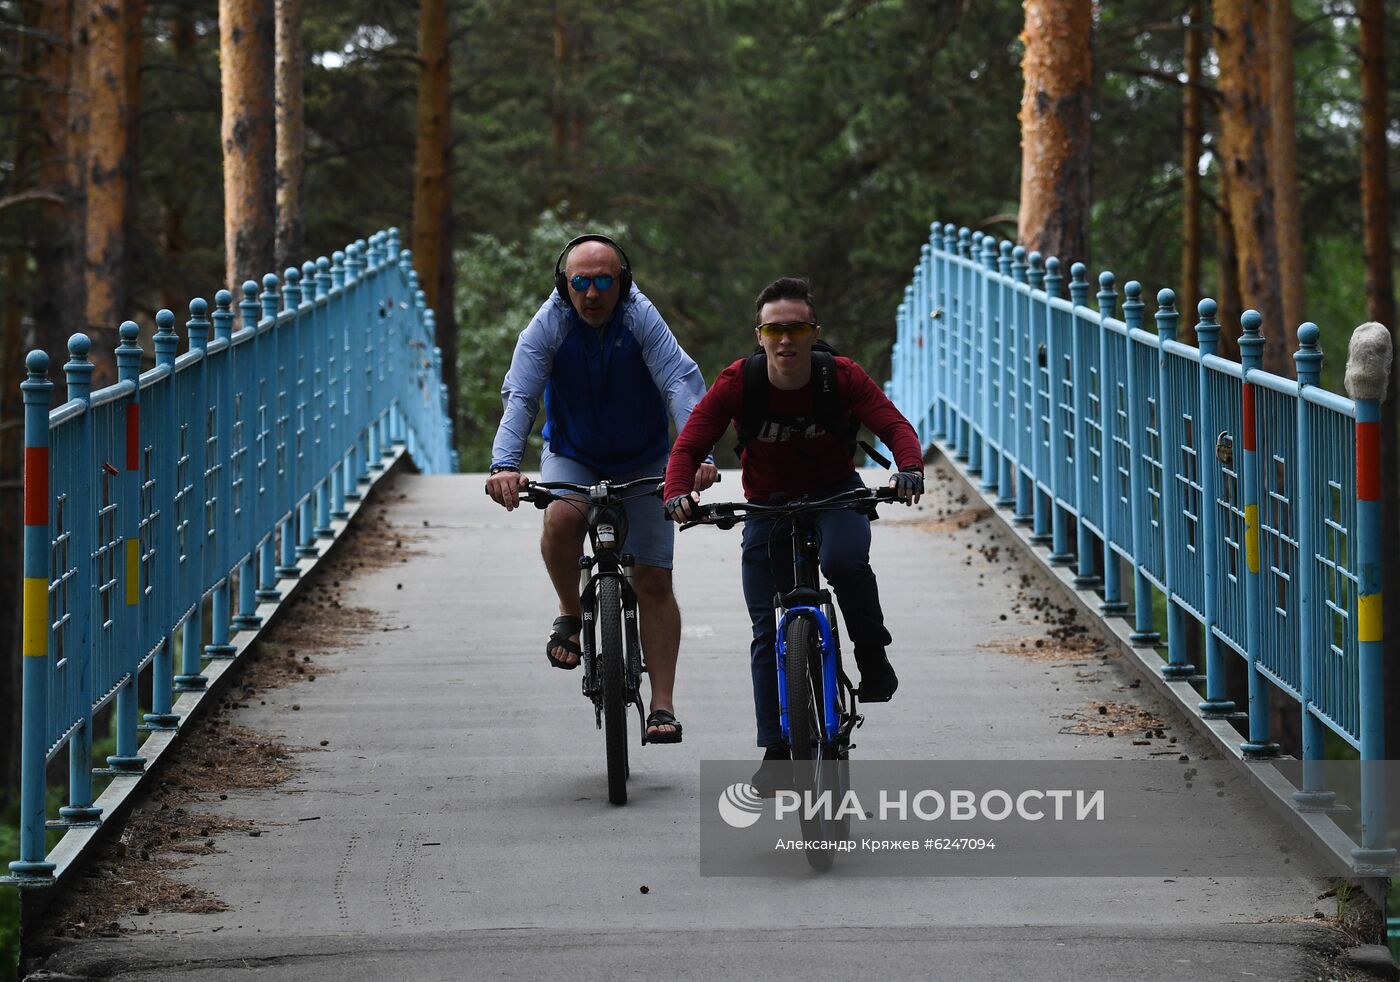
[539,445,674,570]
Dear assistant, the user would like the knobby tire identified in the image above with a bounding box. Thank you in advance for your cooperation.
[598,576,628,806]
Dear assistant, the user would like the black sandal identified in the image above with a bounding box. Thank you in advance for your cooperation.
[546,615,582,670]
[645,709,683,744]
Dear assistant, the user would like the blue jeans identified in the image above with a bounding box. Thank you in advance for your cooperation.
[740,474,893,747]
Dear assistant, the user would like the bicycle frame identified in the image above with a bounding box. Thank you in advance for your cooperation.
[774,524,845,748]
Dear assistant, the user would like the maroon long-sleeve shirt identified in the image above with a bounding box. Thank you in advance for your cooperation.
[664,355,923,502]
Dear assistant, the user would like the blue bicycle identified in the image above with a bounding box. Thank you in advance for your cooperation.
[683,484,899,868]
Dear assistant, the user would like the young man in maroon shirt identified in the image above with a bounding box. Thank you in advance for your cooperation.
[663,277,924,776]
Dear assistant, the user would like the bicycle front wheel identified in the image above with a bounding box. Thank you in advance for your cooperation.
[784,615,821,761]
[597,575,629,806]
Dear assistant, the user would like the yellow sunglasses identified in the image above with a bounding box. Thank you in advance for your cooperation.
[757,321,816,338]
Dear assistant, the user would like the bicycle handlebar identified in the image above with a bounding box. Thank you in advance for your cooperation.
[678,485,901,531]
[493,472,721,510]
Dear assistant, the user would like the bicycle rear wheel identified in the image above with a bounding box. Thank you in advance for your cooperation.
[597,576,628,806]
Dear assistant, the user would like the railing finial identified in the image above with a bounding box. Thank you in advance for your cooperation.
[25,348,48,379]
[1122,281,1143,332]
[1069,262,1089,306]
[116,321,142,383]
[154,308,179,366]
[1155,288,1178,341]
[1044,256,1062,297]
[1345,322,1393,402]
[1195,298,1221,356]
[283,266,302,310]
[64,333,93,402]
[211,291,233,344]
[188,295,211,351]
[1237,308,1263,370]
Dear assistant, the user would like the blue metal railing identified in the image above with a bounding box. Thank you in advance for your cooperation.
[8,228,454,881]
[887,222,1392,867]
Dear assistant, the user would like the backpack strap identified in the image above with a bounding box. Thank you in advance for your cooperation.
[735,347,769,453]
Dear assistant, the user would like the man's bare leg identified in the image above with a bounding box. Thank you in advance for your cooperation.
[632,564,681,738]
[541,499,588,666]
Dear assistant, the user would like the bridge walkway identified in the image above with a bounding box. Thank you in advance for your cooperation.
[27,460,1360,982]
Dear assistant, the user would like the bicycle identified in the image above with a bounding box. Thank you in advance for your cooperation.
[512,475,665,806]
[681,483,901,869]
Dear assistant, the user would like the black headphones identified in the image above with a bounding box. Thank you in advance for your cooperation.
[553,233,632,302]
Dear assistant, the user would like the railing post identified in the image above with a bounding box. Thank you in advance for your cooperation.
[11,349,56,878]
[286,266,319,561]
[228,287,258,631]
[978,234,998,491]
[1194,300,1236,718]
[1237,309,1275,745]
[1011,246,1033,526]
[1044,257,1073,566]
[307,259,334,540]
[255,274,283,604]
[939,224,956,450]
[1156,289,1194,679]
[1097,271,1127,614]
[107,321,146,771]
[1345,321,1394,866]
[145,310,182,725]
[957,227,973,463]
[996,240,1016,506]
[1028,252,1051,545]
[1291,322,1332,808]
[176,299,211,691]
[1069,262,1097,583]
[206,295,237,660]
[58,333,100,825]
[1122,282,1160,644]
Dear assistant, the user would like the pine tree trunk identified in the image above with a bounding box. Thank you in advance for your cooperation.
[1213,0,1289,376]
[219,0,276,291]
[1358,0,1399,759]
[82,0,135,381]
[160,6,195,313]
[1269,0,1303,337]
[550,2,569,207]
[274,0,305,273]
[1212,181,1243,362]
[123,0,145,279]
[1181,2,1204,318]
[1017,0,1093,265]
[412,0,458,428]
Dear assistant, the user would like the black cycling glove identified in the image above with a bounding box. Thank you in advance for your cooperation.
[664,494,695,521]
[892,468,924,497]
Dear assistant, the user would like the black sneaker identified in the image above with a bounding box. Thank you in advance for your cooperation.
[751,743,791,798]
[855,647,899,702]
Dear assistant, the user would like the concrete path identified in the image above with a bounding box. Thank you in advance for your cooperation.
[30,462,1365,981]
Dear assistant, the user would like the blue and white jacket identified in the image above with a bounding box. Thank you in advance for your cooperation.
[490,285,708,474]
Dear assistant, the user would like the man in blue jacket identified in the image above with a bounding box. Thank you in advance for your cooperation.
[485,234,717,743]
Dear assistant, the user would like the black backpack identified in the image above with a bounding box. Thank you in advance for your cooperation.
[734,341,890,467]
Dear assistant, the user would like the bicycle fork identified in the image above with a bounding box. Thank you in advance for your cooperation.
[776,606,842,747]
[578,564,646,731]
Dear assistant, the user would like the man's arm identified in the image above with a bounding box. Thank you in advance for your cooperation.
[489,298,566,470]
[840,359,924,502]
[663,362,741,517]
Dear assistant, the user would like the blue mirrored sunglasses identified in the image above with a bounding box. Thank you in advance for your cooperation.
[569,274,615,292]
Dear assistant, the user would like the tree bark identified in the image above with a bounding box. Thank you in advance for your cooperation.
[122,0,145,278]
[274,0,304,273]
[1017,0,1092,266]
[1359,0,1399,759]
[413,0,458,430]
[1181,2,1204,319]
[550,2,570,207]
[1213,0,1289,376]
[82,0,137,381]
[219,0,276,291]
[1212,182,1243,362]
[160,6,196,313]
[1268,0,1303,337]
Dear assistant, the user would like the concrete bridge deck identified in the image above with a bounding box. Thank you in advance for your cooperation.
[25,460,1368,981]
